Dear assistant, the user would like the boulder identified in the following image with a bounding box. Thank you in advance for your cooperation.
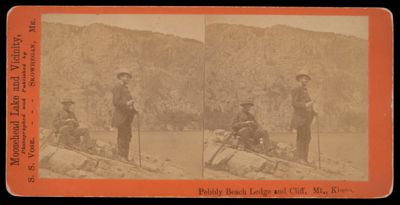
[226,150,272,176]
[79,158,98,172]
[268,142,296,160]
[39,128,53,140]
[204,144,220,163]
[205,139,279,177]
[95,140,110,148]
[39,144,58,162]
[210,148,237,168]
[272,161,291,178]
[96,159,112,170]
[205,168,245,180]
[40,145,97,174]
[66,169,101,178]
[39,168,69,178]
[93,166,125,178]
[276,142,290,150]
[204,144,237,169]
[163,165,186,178]
[244,171,278,180]
[214,129,226,136]
[141,160,162,172]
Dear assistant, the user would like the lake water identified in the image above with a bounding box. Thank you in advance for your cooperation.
[91,130,368,179]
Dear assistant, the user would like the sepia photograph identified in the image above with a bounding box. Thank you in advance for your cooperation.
[37,13,369,181]
[203,15,369,180]
[6,6,393,197]
[38,14,205,179]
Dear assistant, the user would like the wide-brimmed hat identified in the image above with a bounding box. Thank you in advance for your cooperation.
[116,68,132,79]
[61,98,74,104]
[296,69,311,81]
[240,99,254,107]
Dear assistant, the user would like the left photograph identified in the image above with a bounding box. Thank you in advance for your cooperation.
[38,14,205,179]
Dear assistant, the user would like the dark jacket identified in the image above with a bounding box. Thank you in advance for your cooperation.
[290,86,315,129]
[111,83,137,128]
[53,109,79,131]
[232,110,259,132]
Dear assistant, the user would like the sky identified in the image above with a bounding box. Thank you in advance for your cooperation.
[42,14,368,41]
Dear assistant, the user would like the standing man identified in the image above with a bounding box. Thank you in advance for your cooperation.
[290,70,317,164]
[111,69,138,162]
[53,98,93,151]
[232,99,270,153]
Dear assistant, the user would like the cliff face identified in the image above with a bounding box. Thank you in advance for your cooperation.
[205,24,368,132]
[40,22,204,131]
[40,22,368,132]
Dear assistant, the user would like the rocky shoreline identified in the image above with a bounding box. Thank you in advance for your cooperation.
[39,128,366,180]
[39,128,190,179]
[204,130,366,180]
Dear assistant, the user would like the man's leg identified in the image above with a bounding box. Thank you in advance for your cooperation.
[58,125,75,147]
[303,124,312,162]
[123,123,132,160]
[72,127,94,151]
[117,121,132,160]
[117,127,124,158]
[295,125,307,161]
[237,127,254,149]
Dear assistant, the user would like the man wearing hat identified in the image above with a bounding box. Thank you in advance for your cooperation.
[290,69,317,164]
[53,98,92,150]
[111,68,138,162]
[231,99,270,153]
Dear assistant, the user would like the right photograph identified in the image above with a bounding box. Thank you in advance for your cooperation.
[203,15,369,180]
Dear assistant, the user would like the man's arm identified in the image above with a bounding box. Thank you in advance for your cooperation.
[128,102,138,116]
[251,115,259,129]
[232,114,249,131]
[53,111,76,129]
[70,112,79,127]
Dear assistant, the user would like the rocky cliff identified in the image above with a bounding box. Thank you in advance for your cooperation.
[205,23,368,132]
[40,22,204,131]
[40,22,368,132]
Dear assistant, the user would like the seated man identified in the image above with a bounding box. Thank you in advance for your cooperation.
[53,98,93,151]
[232,99,270,153]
